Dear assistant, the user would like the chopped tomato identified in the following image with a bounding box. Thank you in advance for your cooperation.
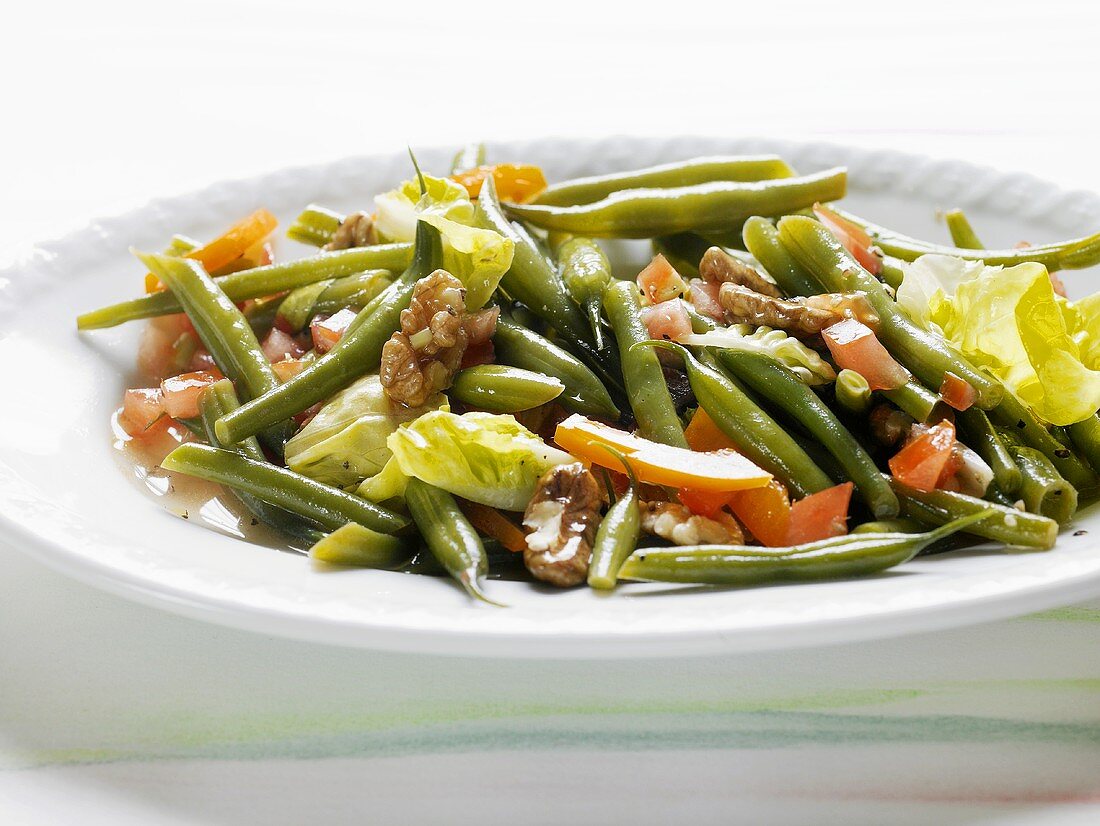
[460,339,495,369]
[271,358,309,383]
[188,348,218,372]
[145,208,278,292]
[637,254,688,304]
[451,164,548,203]
[120,388,165,436]
[684,408,738,452]
[310,308,357,354]
[640,299,692,341]
[554,414,771,493]
[678,487,735,518]
[822,318,910,391]
[293,401,323,427]
[813,203,883,275]
[939,372,977,411]
[457,500,528,552]
[137,321,182,380]
[262,328,306,363]
[464,306,500,345]
[160,370,222,419]
[785,482,854,545]
[688,279,725,322]
[888,420,956,492]
[727,480,791,547]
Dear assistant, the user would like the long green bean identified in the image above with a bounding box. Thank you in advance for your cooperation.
[451,142,487,174]
[881,380,951,423]
[554,235,612,349]
[276,269,393,332]
[287,204,344,247]
[1066,414,1100,474]
[957,407,1022,495]
[943,209,984,249]
[1011,446,1078,524]
[741,215,822,297]
[989,391,1097,490]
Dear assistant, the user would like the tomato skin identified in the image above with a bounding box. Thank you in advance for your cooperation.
[688,279,725,321]
[888,420,956,492]
[640,299,692,342]
[120,387,166,436]
[271,358,308,383]
[310,308,357,354]
[784,482,854,545]
[160,370,223,419]
[939,371,977,411]
[822,318,910,391]
[684,408,739,452]
[813,203,883,275]
[637,254,688,304]
[728,480,792,547]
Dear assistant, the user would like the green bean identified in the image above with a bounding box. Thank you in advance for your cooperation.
[164,234,199,256]
[138,251,292,455]
[957,407,1022,495]
[451,142,487,174]
[640,340,830,496]
[835,368,872,414]
[404,477,499,605]
[215,220,443,445]
[881,380,951,423]
[507,168,848,239]
[943,209,984,249]
[554,236,612,349]
[276,269,393,332]
[1011,446,1078,524]
[835,207,1100,270]
[741,216,822,297]
[604,281,687,448]
[493,314,620,419]
[1066,414,1100,474]
[161,443,410,534]
[198,379,324,546]
[308,523,414,569]
[989,391,1097,489]
[890,478,1058,549]
[77,243,414,329]
[243,294,282,337]
[778,215,1002,409]
[879,256,907,291]
[852,518,924,534]
[588,448,642,590]
[287,204,344,247]
[532,155,796,207]
[618,510,991,586]
[450,365,565,413]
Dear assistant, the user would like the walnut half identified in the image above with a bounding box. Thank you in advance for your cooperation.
[639,501,744,546]
[323,211,378,251]
[699,246,782,298]
[522,463,606,587]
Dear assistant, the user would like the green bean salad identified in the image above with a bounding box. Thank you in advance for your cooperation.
[78,146,1100,602]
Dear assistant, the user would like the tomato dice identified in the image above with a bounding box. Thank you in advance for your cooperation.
[822,318,910,391]
[120,387,166,436]
[460,339,495,369]
[688,279,725,321]
[784,482,854,545]
[727,480,792,547]
[938,372,977,411]
[262,328,306,363]
[888,420,956,492]
[310,308,357,354]
[640,299,692,342]
[813,203,883,275]
[160,370,222,419]
[271,358,309,383]
[637,254,688,304]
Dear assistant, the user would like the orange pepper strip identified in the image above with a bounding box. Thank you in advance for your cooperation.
[727,480,791,547]
[451,164,548,203]
[684,408,739,452]
[458,499,528,553]
[145,208,279,293]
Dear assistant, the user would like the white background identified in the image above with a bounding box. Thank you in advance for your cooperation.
[3,1,1100,824]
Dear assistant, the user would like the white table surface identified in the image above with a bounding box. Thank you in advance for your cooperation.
[2,2,1099,823]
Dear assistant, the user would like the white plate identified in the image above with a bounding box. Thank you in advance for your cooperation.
[4,136,1100,658]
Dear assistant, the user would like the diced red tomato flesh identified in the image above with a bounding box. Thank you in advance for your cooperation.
[813,203,883,276]
[460,339,495,369]
[262,328,306,363]
[939,371,977,411]
[822,318,910,391]
[188,348,218,372]
[640,299,692,342]
[888,420,956,492]
[271,358,308,383]
[784,482,854,545]
[687,279,725,322]
[310,308,357,354]
[293,402,324,427]
[637,254,687,304]
[727,479,792,547]
[678,487,735,518]
[160,370,222,419]
[120,388,166,436]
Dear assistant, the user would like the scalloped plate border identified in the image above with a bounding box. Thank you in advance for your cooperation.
[3,135,1100,658]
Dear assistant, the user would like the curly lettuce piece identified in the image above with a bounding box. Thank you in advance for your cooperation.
[386,411,575,511]
[421,214,514,310]
[355,455,410,504]
[374,174,475,243]
[677,325,836,384]
[898,254,1100,426]
[284,374,448,487]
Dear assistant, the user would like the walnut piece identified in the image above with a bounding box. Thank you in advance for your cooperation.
[718,283,840,337]
[522,463,606,587]
[699,246,782,298]
[323,211,378,251]
[639,501,744,546]
[380,270,468,407]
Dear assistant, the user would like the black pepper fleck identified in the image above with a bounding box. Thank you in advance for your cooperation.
[1074,530,1088,536]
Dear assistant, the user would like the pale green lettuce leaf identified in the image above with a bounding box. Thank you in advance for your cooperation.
[677,325,836,384]
[386,411,575,510]
[284,374,448,487]
[373,175,474,243]
[355,456,410,504]
[421,214,514,310]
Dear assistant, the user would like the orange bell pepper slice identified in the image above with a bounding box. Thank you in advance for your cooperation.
[554,415,770,493]
[728,480,792,547]
[684,408,739,452]
[458,500,528,553]
[145,208,278,292]
[451,164,547,203]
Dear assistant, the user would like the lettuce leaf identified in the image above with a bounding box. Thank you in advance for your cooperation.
[422,214,513,311]
[284,374,448,487]
[898,254,1100,425]
[677,325,836,384]
[386,411,575,510]
[374,175,474,243]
